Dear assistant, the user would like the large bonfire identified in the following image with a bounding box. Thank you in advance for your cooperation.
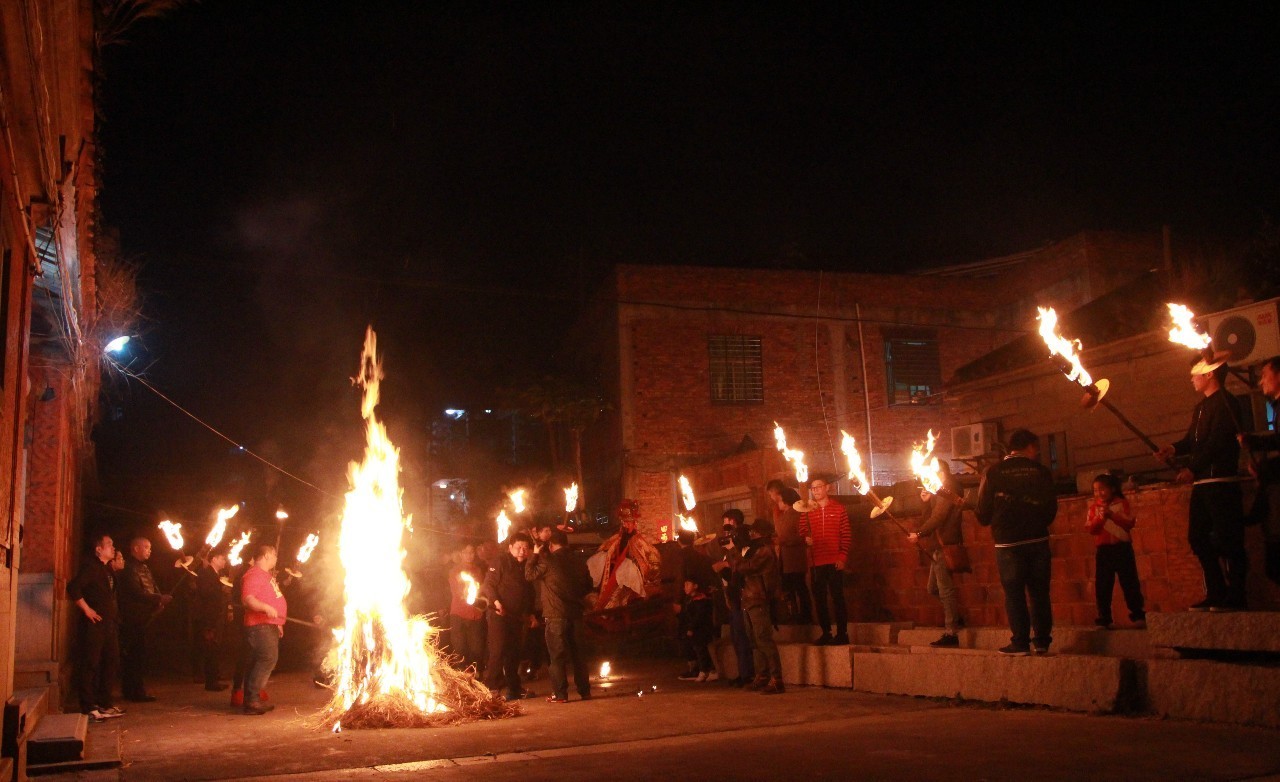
[319,328,518,730]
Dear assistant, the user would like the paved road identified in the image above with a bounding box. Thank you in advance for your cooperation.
[54,662,1280,781]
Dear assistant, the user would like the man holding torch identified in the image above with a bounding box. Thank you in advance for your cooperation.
[195,549,231,691]
[1155,357,1249,611]
[119,537,172,702]
[907,461,965,648]
[798,476,851,646]
[240,544,287,715]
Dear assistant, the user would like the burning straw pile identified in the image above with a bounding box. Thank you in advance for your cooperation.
[318,328,518,730]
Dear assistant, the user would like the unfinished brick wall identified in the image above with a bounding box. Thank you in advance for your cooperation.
[23,366,74,577]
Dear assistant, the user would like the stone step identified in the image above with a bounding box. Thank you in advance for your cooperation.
[852,649,1132,713]
[27,713,86,765]
[771,621,914,645]
[1147,611,1280,653]
[895,625,1160,658]
[1143,658,1280,728]
[28,721,122,776]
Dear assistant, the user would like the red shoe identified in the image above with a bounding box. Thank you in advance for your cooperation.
[259,690,269,702]
[230,689,244,707]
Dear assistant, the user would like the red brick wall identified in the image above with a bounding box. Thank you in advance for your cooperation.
[23,366,72,576]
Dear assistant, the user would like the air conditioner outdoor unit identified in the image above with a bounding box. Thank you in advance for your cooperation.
[1203,298,1280,367]
[951,422,998,459]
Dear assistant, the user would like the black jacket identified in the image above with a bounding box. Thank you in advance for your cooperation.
[119,558,163,625]
[481,552,534,618]
[525,548,592,621]
[976,455,1057,545]
[66,558,117,621]
[195,565,230,632]
[677,592,715,644]
[1174,389,1243,479]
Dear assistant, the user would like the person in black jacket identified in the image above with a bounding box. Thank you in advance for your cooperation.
[195,550,231,691]
[1239,355,1280,585]
[525,529,593,703]
[675,578,716,681]
[480,532,535,701]
[976,429,1058,656]
[118,537,172,701]
[67,534,126,721]
[1156,358,1248,610]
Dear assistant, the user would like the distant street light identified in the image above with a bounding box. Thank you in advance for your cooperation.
[104,335,131,354]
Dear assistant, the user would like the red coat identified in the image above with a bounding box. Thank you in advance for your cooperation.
[1085,498,1135,546]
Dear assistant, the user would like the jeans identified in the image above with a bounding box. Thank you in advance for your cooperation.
[811,564,847,636]
[743,604,781,679]
[544,617,590,699]
[780,571,812,624]
[244,624,280,706]
[1188,483,1247,604]
[484,613,525,697]
[727,605,754,681]
[1094,542,1145,623]
[927,549,960,633]
[76,618,119,712]
[995,540,1053,649]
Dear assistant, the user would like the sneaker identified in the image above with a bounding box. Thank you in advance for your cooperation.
[546,695,569,704]
[761,678,785,695]
[676,671,700,681]
[831,634,850,646]
[100,706,126,717]
[929,633,959,648]
[230,689,244,707]
[1094,619,1112,629]
[1209,604,1240,613]
[86,709,107,722]
[259,690,270,702]
[1032,645,1051,655]
[704,671,720,682]
[1188,599,1216,612]
[243,702,274,715]
[998,644,1031,656]
[694,672,708,682]
[743,676,768,691]
[812,633,833,646]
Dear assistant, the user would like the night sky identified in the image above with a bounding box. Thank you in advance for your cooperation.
[92,2,1280,525]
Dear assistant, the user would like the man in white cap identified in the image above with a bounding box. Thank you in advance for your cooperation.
[1155,356,1248,611]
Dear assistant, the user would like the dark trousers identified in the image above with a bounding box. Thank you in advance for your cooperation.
[524,615,547,672]
[1094,542,1145,623]
[1189,483,1248,605]
[1249,474,1280,583]
[199,625,223,687]
[244,624,280,707]
[544,616,590,699]
[119,621,150,699]
[780,571,812,624]
[484,613,525,697]
[232,625,252,692]
[76,618,119,713]
[679,635,714,673]
[727,605,754,680]
[811,564,847,636]
[449,615,485,673]
[995,540,1053,649]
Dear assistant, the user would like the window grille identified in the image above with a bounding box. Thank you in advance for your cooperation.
[884,334,940,405]
[709,335,763,403]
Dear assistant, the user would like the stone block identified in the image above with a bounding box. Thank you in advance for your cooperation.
[1147,611,1280,653]
[895,625,1103,655]
[777,642,854,687]
[852,650,1129,712]
[1145,659,1280,728]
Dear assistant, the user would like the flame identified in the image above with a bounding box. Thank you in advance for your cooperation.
[1036,307,1093,387]
[507,489,527,514]
[599,661,611,678]
[228,531,252,567]
[496,510,512,544]
[910,430,944,495]
[322,327,448,728]
[839,430,870,495]
[677,514,699,533]
[773,422,809,483]
[460,571,479,605]
[1166,303,1212,350]
[206,505,238,549]
[677,475,697,511]
[158,520,184,551]
[564,483,579,514]
[276,507,290,521]
[297,532,320,564]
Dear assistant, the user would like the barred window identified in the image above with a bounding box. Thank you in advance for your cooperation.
[884,332,940,406]
[709,335,763,403]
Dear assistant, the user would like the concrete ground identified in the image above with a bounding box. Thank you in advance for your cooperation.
[47,659,1280,782]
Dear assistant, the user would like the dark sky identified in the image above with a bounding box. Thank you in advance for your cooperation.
[92,2,1280,521]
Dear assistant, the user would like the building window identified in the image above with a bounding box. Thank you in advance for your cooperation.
[884,332,941,406]
[709,335,763,403]
[1043,431,1071,479]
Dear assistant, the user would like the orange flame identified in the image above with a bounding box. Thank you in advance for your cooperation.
[206,505,238,549]
[158,520,184,550]
[227,531,251,567]
[496,510,512,544]
[910,430,944,495]
[678,474,696,511]
[1036,307,1093,387]
[507,489,527,514]
[772,422,809,483]
[839,430,871,495]
[297,532,320,564]
[599,661,611,678]
[275,507,289,521]
[1166,303,1212,350]
[564,483,579,514]
[459,571,479,605]
[677,514,699,533]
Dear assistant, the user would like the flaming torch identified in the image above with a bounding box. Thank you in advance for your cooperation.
[320,327,515,731]
[496,509,512,545]
[459,571,480,607]
[297,533,320,564]
[1166,303,1213,351]
[204,505,237,552]
[773,422,809,483]
[839,430,896,519]
[507,489,527,514]
[675,474,700,535]
[157,519,196,596]
[1036,306,1159,452]
[564,483,579,520]
[227,531,252,567]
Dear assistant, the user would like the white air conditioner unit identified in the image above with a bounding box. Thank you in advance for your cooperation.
[951,422,998,459]
[1203,299,1280,367]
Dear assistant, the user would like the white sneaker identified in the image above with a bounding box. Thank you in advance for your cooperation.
[695,672,708,682]
[705,671,720,682]
[100,706,126,717]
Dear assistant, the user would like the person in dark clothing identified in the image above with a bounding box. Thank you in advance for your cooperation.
[1156,357,1248,610]
[714,510,754,686]
[480,533,535,701]
[67,534,126,721]
[976,429,1058,656]
[734,518,783,694]
[1240,355,1280,584]
[525,529,593,703]
[908,463,965,647]
[195,550,231,691]
[675,530,716,592]
[767,481,811,625]
[675,578,716,681]
[118,537,172,701]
